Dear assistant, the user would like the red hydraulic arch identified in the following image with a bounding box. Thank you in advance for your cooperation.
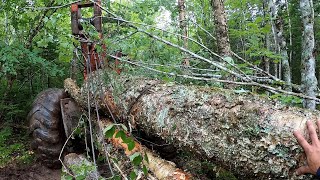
[70,0,107,79]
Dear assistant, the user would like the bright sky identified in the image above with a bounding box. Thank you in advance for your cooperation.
[155,6,172,30]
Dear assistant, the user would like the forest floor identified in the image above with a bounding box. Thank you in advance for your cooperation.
[0,123,236,180]
[0,123,61,180]
[0,162,61,180]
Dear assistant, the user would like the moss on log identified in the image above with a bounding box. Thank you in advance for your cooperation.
[64,70,318,179]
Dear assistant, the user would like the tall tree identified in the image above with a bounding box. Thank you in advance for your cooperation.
[288,0,303,85]
[211,0,231,58]
[300,0,318,109]
[285,0,293,64]
[269,0,281,78]
[178,0,189,66]
[269,0,292,91]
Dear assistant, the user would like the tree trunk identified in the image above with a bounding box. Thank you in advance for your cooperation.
[178,0,190,66]
[264,34,270,73]
[300,0,317,109]
[64,71,318,179]
[276,10,292,91]
[269,0,292,91]
[269,0,279,78]
[211,0,231,58]
[285,0,293,64]
[97,120,192,180]
[263,1,270,74]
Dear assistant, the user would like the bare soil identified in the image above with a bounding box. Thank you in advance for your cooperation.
[0,162,61,180]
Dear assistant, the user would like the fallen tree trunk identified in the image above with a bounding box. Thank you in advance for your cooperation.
[97,119,192,180]
[64,70,318,179]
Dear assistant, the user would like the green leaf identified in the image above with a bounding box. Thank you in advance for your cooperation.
[142,165,148,175]
[120,124,128,132]
[223,56,234,64]
[64,175,73,180]
[129,171,137,180]
[144,153,149,164]
[130,152,142,166]
[127,140,135,151]
[104,125,115,138]
[115,130,126,140]
[104,124,115,132]
[122,135,130,143]
[77,175,86,180]
[106,0,111,9]
[112,175,121,180]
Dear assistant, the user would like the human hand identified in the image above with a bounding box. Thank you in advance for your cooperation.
[293,120,320,175]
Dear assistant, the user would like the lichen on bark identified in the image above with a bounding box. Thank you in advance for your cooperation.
[64,70,319,179]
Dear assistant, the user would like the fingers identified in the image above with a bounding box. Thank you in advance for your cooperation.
[307,120,319,145]
[317,120,320,137]
[296,166,312,176]
[294,130,311,151]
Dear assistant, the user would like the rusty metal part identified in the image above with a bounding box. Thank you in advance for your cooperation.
[70,1,102,35]
[60,98,81,138]
[70,1,105,79]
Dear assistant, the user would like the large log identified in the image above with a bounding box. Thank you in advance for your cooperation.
[97,119,192,179]
[64,70,319,179]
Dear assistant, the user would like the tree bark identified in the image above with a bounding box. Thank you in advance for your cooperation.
[300,0,318,109]
[178,0,190,66]
[97,120,192,180]
[211,0,231,58]
[285,0,293,64]
[269,0,291,90]
[64,71,318,179]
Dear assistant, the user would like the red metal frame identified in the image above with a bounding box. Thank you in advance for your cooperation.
[71,1,123,79]
[71,1,104,79]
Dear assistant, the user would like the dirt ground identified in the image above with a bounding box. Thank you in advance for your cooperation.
[0,162,61,180]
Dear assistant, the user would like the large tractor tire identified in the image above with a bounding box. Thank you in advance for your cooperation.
[28,88,68,169]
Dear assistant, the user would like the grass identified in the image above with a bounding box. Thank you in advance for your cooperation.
[0,125,35,168]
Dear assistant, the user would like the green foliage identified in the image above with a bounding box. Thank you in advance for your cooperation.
[104,124,116,138]
[270,94,303,106]
[0,0,71,125]
[0,126,34,168]
[129,152,142,166]
[0,41,68,124]
[104,123,149,179]
[129,171,137,180]
[0,0,317,179]
[287,0,303,84]
[0,42,63,77]
[61,159,98,180]
[226,0,281,66]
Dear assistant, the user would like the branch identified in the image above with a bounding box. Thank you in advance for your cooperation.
[24,1,81,10]
[107,54,320,103]
[25,0,59,49]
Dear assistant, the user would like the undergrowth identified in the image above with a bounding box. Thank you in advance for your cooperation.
[0,124,35,168]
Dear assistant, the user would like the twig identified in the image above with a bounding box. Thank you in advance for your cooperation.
[59,117,83,178]
[111,31,139,43]
[190,18,216,40]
